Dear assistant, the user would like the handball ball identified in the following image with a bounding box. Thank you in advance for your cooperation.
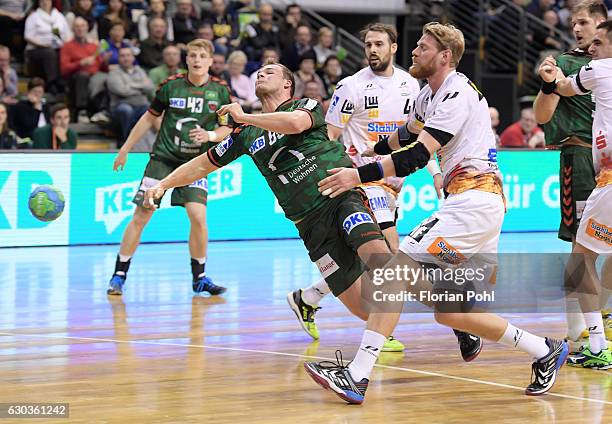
[28,185,65,222]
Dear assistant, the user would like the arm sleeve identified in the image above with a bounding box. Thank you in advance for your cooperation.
[207,126,248,168]
[148,81,169,116]
[569,61,596,95]
[295,98,326,130]
[324,77,353,129]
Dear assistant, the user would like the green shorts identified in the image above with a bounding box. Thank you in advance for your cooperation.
[559,145,596,242]
[296,189,385,297]
[132,158,208,207]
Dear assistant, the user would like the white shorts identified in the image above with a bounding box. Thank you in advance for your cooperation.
[362,185,396,228]
[576,185,612,255]
[399,190,505,268]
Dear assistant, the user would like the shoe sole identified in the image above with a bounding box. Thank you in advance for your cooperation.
[463,340,483,362]
[303,363,363,405]
[525,343,569,396]
[287,292,319,340]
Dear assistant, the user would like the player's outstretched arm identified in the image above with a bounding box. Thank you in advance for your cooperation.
[218,102,312,134]
[533,56,562,124]
[143,154,220,208]
[113,111,157,171]
[319,130,440,198]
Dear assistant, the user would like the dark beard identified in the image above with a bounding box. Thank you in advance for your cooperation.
[368,56,390,72]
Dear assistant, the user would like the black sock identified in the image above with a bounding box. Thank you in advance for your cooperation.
[191,258,205,281]
[114,255,131,277]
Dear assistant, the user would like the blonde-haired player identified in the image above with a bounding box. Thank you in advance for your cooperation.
[107,39,232,296]
[304,22,568,404]
[542,20,612,369]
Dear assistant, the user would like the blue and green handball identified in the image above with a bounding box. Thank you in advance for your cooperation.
[28,185,65,222]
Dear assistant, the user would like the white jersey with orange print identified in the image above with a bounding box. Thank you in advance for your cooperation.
[325,65,420,194]
[569,59,612,254]
[399,71,505,270]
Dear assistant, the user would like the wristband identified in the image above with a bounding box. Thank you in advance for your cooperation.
[207,130,218,142]
[373,139,393,155]
[357,162,384,183]
[541,80,557,95]
[426,159,441,176]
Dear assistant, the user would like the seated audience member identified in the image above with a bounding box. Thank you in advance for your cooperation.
[0,103,25,149]
[10,77,50,140]
[138,0,174,42]
[173,0,200,47]
[278,3,308,50]
[241,3,280,62]
[313,27,339,67]
[281,24,313,72]
[65,0,98,43]
[318,55,343,99]
[24,0,72,93]
[226,50,252,111]
[196,23,224,54]
[0,0,26,59]
[98,0,132,41]
[202,0,245,55]
[60,17,107,121]
[32,103,77,149]
[500,107,543,148]
[101,21,139,67]
[138,17,170,70]
[107,47,153,146]
[209,52,231,82]
[149,45,186,88]
[293,51,325,99]
[0,46,17,103]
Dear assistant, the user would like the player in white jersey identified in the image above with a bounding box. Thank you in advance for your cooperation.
[286,23,454,354]
[303,22,568,404]
[541,20,612,369]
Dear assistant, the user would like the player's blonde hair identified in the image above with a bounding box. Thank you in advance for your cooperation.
[423,22,465,68]
[186,39,214,57]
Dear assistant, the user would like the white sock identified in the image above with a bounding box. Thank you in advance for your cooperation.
[600,287,612,312]
[194,256,206,265]
[498,323,549,360]
[301,278,331,306]
[584,312,606,354]
[119,254,131,263]
[348,330,386,382]
[566,297,587,340]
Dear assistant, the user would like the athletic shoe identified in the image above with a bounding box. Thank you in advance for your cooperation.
[453,329,483,362]
[287,289,320,340]
[603,314,612,341]
[567,347,612,370]
[107,274,126,295]
[525,338,569,396]
[381,336,405,352]
[303,350,368,404]
[193,276,226,295]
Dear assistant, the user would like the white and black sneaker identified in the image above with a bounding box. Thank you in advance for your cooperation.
[525,338,569,396]
[303,350,368,404]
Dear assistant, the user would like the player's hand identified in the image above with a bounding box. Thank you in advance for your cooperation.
[143,184,165,209]
[361,147,376,157]
[189,126,209,144]
[433,173,444,200]
[218,102,246,123]
[318,168,360,198]
[538,56,558,83]
[113,151,127,171]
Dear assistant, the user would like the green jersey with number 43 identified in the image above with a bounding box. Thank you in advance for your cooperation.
[208,98,353,221]
[148,74,232,163]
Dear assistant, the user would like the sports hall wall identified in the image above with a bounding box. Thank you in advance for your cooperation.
[0,151,562,247]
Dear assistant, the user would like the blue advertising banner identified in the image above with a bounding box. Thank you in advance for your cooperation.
[0,151,563,247]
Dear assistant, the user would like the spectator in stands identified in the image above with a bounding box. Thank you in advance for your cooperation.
[281,24,314,71]
[0,76,14,106]
[197,23,225,54]
[533,9,564,52]
[173,0,200,47]
[0,0,25,60]
[107,47,153,146]
[24,0,72,94]
[226,50,252,111]
[98,0,132,41]
[65,0,98,44]
[557,0,578,30]
[247,47,278,109]
[489,106,501,145]
[303,80,325,109]
[313,27,339,67]
[278,3,308,50]
[10,77,50,140]
[527,0,556,19]
[149,45,186,88]
[293,51,325,100]
[209,52,231,82]
[0,46,17,101]
[202,0,247,55]
[138,0,174,42]
[60,16,108,122]
[138,17,170,70]
[241,3,280,62]
[0,103,24,149]
[102,22,139,67]
[318,55,343,100]
[500,107,544,148]
[32,103,77,149]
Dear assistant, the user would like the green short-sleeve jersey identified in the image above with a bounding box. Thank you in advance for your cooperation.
[543,50,594,146]
[148,74,232,164]
[208,98,354,221]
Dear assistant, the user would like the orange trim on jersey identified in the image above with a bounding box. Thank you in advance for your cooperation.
[596,169,612,188]
[427,237,466,265]
[585,218,612,245]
